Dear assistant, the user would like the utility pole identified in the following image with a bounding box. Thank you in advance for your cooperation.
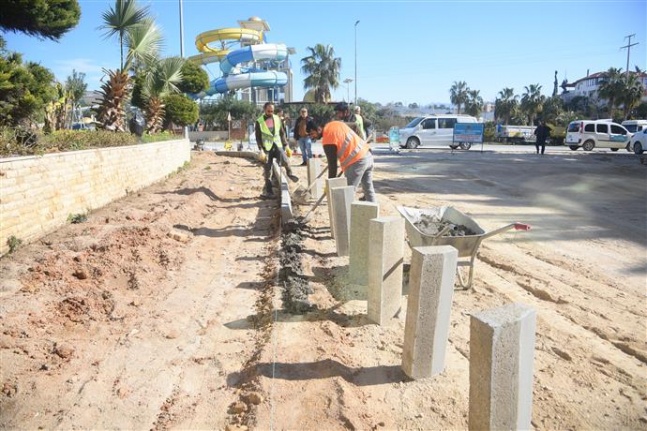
[621,34,638,77]
[354,20,360,105]
[179,0,189,140]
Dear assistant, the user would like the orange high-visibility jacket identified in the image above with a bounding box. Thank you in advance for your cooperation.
[321,121,369,172]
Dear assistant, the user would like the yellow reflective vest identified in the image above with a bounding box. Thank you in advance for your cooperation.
[256,114,283,151]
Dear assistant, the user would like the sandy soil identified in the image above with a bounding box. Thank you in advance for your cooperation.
[1,148,646,430]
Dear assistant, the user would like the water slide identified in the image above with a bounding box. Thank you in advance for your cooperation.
[188,24,288,96]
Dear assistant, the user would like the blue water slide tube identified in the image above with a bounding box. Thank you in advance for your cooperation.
[214,71,287,93]
[213,43,288,93]
[220,43,287,74]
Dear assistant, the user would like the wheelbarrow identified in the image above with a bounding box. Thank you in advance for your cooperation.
[396,206,531,290]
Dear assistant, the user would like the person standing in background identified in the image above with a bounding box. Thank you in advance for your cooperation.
[333,102,363,139]
[353,105,367,140]
[533,120,551,155]
[293,107,316,166]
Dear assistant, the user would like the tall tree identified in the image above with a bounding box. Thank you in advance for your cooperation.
[65,69,87,124]
[301,44,341,103]
[520,84,544,125]
[494,87,518,124]
[0,0,80,40]
[0,41,57,126]
[449,81,469,115]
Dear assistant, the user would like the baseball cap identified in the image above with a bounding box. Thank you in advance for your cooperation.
[334,102,349,112]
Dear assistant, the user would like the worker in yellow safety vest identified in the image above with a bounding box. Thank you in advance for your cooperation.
[309,120,376,203]
[254,102,299,199]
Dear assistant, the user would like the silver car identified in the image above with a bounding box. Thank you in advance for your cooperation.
[398,115,478,150]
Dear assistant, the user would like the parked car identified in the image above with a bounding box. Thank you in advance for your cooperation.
[398,115,478,150]
[629,128,647,154]
[564,119,631,151]
[621,119,647,135]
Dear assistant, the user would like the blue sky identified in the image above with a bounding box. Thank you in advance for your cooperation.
[3,0,646,105]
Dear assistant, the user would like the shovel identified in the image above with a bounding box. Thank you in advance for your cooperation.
[296,171,343,225]
[292,168,328,204]
[297,193,327,225]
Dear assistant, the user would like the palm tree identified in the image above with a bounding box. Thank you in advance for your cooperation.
[449,81,469,115]
[620,72,645,119]
[96,5,162,131]
[100,0,150,70]
[597,67,624,120]
[494,87,517,124]
[301,44,341,103]
[541,95,564,125]
[465,89,483,118]
[520,84,544,125]
[141,57,185,133]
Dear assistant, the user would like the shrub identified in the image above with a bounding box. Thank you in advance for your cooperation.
[0,127,144,157]
[164,93,199,128]
[7,235,22,254]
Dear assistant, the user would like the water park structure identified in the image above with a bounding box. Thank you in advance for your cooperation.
[189,17,294,104]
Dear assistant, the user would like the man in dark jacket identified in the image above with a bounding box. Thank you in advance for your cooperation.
[293,107,317,166]
[534,120,551,155]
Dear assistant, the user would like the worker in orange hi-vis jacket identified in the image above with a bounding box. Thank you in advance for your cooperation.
[309,120,376,203]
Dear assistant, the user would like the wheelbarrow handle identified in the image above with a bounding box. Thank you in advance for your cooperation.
[481,222,531,240]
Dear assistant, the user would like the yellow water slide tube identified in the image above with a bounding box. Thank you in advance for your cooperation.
[189,27,263,65]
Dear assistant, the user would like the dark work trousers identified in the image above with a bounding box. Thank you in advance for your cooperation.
[535,139,546,155]
[262,143,292,194]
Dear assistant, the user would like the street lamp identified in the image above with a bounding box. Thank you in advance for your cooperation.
[343,78,353,102]
[354,20,359,104]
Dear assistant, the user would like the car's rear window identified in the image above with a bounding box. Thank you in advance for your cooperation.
[567,123,580,132]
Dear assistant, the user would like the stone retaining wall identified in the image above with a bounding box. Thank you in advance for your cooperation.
[0,139,191,256]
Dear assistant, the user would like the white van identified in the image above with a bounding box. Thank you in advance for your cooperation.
[398,115,478,150]
[621,119,647,134]
[565,119,631,151]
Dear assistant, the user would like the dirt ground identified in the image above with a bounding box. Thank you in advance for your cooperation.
[1,147,646,430]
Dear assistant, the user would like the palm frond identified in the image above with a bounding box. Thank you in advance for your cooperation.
[99,0,150,39]
[125,18,164,71]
